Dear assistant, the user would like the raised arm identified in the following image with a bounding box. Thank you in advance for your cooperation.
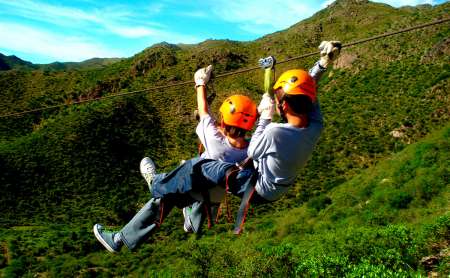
[309,41,341,123]
[309,40,342,83]
[194,65,213,118]
[248,93,274,158]
[196,85,209,117]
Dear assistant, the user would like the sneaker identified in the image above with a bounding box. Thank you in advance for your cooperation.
[182,207,194,233]
[93,224,121,253]
[140,157,156,187]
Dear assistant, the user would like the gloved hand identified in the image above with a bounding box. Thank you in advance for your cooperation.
[194,65,213,87]
[258,93,275,120]
[318,41,342,68]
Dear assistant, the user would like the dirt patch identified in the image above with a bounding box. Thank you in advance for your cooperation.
[334,53,358,69]
[421,37,450,63]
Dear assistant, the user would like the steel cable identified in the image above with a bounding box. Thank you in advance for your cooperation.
[1,17,448,118]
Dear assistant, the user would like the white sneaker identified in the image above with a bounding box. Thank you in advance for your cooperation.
[140,157,156,187]
[182,207,194,233]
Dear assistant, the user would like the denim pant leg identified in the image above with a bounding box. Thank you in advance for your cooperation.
[120,193,196,250]
[199,160,234,185]
[151,157,204,198]
[119,198,161,250]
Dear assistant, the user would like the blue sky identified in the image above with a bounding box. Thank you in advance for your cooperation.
[0,0,447,64]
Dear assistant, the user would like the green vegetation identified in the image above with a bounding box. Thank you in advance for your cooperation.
[0,0,449,276]
[0,123,448,276]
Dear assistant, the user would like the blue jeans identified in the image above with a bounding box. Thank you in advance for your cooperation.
[119,158,236,250]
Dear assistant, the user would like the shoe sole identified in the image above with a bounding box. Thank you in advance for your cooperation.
[93,224,117,253]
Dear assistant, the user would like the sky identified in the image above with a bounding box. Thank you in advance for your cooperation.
[0,0,447,64]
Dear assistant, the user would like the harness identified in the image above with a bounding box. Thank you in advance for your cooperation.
[217,157,267,235]
[222,157,292,235]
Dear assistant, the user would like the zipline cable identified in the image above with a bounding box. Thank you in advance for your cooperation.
[1,17,449,118]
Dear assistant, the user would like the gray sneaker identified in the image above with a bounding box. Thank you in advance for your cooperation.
[182,207,194,233]
[93,224,121,253]
[140,157,156,188]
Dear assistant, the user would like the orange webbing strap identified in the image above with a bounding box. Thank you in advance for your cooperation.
[215,157,255,224]
[215,202,223,223]
[198,142,204,156]
[226,193,233,222]
[156,199,166,228]
[203,203,212,229]
[201,188,213,229]
[224,167,240,222]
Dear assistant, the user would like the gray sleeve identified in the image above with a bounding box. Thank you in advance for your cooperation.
[308,61,326,123]
[248,119,272,159]
[309,61,327,83]
[308,101,323,124]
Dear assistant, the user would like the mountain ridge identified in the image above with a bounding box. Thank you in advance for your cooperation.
[0,53,123,71]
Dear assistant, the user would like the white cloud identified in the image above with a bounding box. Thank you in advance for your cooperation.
[109,25,201,43]
[0,0,165,39]
[109,26,157,38]
[0,22,120,62]
[209,0,441,34]
[0,0,101,26]
[208,0,318,34]
[1,0,442,63]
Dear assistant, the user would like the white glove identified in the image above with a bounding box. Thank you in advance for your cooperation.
[319,41,342,68]
[194,65,213,87]
[258,93,275,120]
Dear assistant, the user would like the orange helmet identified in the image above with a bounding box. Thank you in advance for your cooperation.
[219,95,257,131]
[273,69,317,102]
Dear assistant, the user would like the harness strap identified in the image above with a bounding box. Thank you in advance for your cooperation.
[197,143,204,156]
[214,157,257,226]
[233,183,257,235]
[201,190,213,229]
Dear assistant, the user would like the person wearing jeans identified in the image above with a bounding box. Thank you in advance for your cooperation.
[93,40,341,252]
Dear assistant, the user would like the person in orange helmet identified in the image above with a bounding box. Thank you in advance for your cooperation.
[93,66,258,252]
[181,66,258,233]
[93,41,341,252]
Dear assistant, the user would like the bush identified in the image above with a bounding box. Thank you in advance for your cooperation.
[389,192,413,209]
[307,195,332,212]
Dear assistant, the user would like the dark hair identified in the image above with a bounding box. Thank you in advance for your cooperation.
[224,125,247,138]
[281,94,313,115]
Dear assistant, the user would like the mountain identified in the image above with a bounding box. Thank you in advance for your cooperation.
[37,57,124,71]
[0,0,449,276]
[0,53,122,71]
[0,53,35,70]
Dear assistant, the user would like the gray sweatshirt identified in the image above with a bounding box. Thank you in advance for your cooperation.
[247,62,326,201]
